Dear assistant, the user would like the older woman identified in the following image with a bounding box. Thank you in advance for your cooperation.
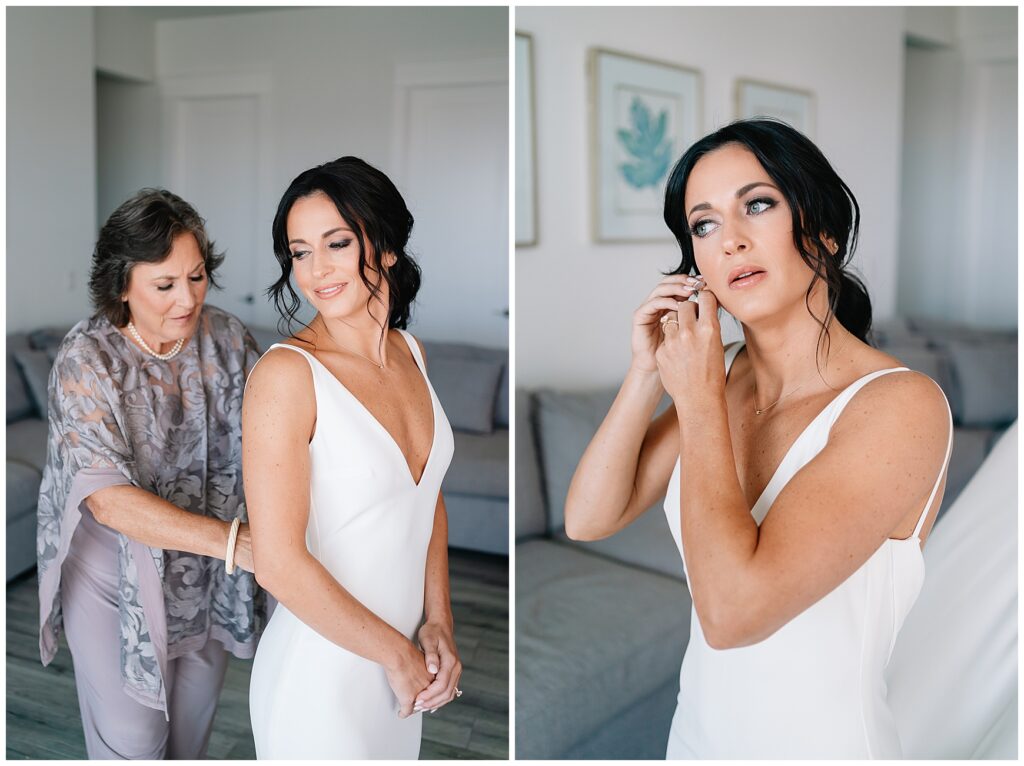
[36,189,266,759]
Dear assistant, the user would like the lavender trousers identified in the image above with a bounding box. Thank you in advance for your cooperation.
[60,508,229,760]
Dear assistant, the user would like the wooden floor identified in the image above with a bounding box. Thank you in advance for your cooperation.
[5,549,508,760]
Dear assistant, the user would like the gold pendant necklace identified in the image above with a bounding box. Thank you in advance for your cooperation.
[752,333,850,415]
[753,376,814,415]
[321,323,385,369]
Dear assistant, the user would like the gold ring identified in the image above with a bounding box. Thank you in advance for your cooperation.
[660,319,679,332]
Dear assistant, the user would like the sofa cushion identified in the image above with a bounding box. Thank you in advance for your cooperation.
[7,459,42,521]
[8,418,50,472]
[946,340,1017,428]
[516,539,691,758]
[515,389,547,540]
[534,388,618,533]
[882,344,955,403]
[427,355,503,433]
[495,363,510,429]
[941,427,999,517]
[27,325,73,353]
[7,333,34,423]
[556,502,685,582]
[871,318,930,349]
[535,387,672,534]
[443,429,508,498]
[13,348,55,420]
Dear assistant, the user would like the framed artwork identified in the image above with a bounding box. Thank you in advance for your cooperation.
[735,78,815,138]
[515,32,537,247]
[589,47,700,243]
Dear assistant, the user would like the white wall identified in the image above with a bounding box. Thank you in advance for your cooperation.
[898,7,1017,329]
[96,76,162,229]
[7,8,97,333]
[152,7,508,345]
[95,7,155,81]
[515,6,908,389]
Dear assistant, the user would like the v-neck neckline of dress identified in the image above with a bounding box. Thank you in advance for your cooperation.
[278,333,437,488]
[734,346,908,517]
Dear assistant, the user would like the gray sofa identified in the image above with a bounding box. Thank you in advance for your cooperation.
[515,317,1017,759]
[6,315,508,582]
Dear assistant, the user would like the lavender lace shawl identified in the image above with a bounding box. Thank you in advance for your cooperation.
[37,304,266,713]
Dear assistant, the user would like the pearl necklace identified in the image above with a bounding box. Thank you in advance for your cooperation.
[127,321,185,360]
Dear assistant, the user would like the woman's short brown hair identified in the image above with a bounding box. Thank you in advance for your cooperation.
[89,189,225,327]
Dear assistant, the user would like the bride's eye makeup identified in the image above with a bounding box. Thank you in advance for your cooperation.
[746,196,776,215]
[688,196,779,239]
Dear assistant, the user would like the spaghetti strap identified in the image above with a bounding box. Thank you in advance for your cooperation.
[912,378,955,540]
[267,342,315,362]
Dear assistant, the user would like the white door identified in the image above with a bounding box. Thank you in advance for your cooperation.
[395,63,509,348]
[164,77,272,327]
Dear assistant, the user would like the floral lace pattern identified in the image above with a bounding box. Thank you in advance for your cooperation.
[37,304,266,711]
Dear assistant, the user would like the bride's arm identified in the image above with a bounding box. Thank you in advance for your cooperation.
[564,370,680,540]
[412,493,463,713]
[658,291,951,650]
[242,347,431,718]
[406,335,462,713]
[564,275,702,541]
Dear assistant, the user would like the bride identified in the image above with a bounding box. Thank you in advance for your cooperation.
[243,157,462,758]
[565,119,953,758]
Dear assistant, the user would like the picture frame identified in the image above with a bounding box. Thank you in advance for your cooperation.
[515,31,538,247]
[589,47,701,243]
[735,78,815,138]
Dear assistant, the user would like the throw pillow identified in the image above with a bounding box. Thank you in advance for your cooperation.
[947,340,1017,427]
[426,356,503,434]
[13,348,56,420]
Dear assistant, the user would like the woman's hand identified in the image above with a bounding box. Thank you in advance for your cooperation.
[413,621,463,714]
[231,523,255,573]
[384,639,435,719]
[632,275,705,372]
[655,287,727,407]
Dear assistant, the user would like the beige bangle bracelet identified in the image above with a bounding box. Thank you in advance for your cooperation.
[225,517,241,574]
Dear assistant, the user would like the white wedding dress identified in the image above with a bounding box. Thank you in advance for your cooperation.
[248,330,454,759]
[663,341,954,758]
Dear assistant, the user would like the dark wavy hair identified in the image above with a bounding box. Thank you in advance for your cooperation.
[663,118,871,356]
[89,188,224,327]
[268,156,422,338]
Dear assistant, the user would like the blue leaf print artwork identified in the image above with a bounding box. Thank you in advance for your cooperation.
[617,97,672,189]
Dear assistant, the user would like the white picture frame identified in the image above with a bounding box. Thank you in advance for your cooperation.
[515,32,538,247]
[735,78,815,138]
[589,47,701,243]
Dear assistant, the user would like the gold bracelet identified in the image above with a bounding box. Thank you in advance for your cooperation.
[225,517,241,574]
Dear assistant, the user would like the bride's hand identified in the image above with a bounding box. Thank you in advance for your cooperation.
[414,621,463,714]
[384,640,434,719]
[632,275,705,373]
[655,287,726,404]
